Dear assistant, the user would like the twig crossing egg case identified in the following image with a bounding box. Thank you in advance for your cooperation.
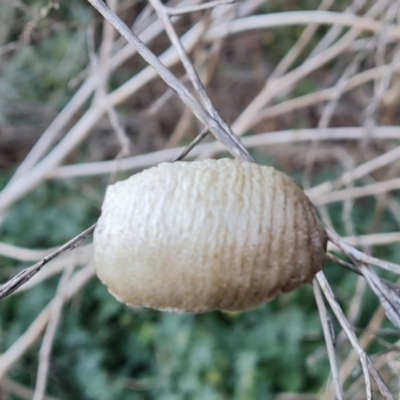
[94,159,327,312]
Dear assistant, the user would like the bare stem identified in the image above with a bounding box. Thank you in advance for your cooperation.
[87,0,253,163]
[0,224,95,301]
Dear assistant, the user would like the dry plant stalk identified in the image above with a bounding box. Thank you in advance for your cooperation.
[1,0,400,399]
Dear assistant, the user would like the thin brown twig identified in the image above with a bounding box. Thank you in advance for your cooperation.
[88,24,131,156]
[48,126,400,179]
[252,63,400,128]
[1,377,60,400]
[18,0,59,46]
[32,261,76,400]
[313,280,344,400]
[87,0,253,163]
[0,264,95,381]
[328,226,400,333]
[166,0,235,15]
[13,249,93,295]
[317,272,392,400]
[172,128,210,161]
[0,224,95,301]
[0,7,211,213]
[326,227,400,274]
[204,9,400,42]
[364,1,400,142]
[198,0,389,163]
[147,0,253,161]
[324,253,400,296]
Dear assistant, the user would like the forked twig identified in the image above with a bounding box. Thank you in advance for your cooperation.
[325,253,400,297]
[327,226,400,332]
[317,272,393,400]
[47,127,400,179]
[148,0,251,160]
[172,128,210,161]
[358,264,400,329]
[87,0,253,163]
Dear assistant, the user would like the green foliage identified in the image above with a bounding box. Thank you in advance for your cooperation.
[2,276,329,399]
[0,180,100,248]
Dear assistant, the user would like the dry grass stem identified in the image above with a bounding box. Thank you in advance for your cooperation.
[172,127,210,161]
[307,144,400,197]
[47,127,400,179]
[1,378,60,400]
[0,225,95,301]
[1,4,265,213]
[87,0,253,162]
[199,0,390,163]
[327,229,400,274]
[88,24,131,156]
[254,64,400,127]
[148,0,253,161]
[269,0,335,80]
[13,249,93,295]
[0,264,95,381]
[313,280,344,400]
[358,265,400,329]
[205,11,400,41]
[317,272,392,400]
[32,261,76,400]
[165,105,195,149]
[334,308,387,399]
[0,6,206,211]
[0,243,58,263]
[312,178,400,205]
[308,0,368,58]
[166,0,235,15]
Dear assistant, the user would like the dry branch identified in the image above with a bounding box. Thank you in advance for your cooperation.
[0,264,95,381]
[0,225,95,300]
[47,127,400,179]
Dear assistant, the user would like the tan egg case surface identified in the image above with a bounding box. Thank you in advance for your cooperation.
[94,159,327,312]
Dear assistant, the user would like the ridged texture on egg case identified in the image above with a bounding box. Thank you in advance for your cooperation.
[94,159,327,312]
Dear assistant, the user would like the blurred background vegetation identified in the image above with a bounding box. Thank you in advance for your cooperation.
[1,0,400,399]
